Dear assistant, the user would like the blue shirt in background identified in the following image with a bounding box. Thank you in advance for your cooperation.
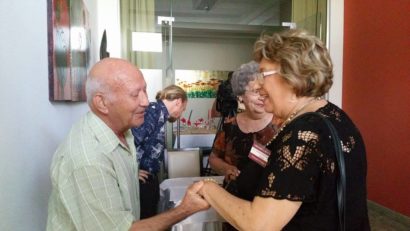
[131,100,169,174]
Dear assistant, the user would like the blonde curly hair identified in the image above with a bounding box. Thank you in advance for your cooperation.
[253,29,333,97]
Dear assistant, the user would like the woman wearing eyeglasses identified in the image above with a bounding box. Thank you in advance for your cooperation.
[209,61,279,210]
[195,29,370,231]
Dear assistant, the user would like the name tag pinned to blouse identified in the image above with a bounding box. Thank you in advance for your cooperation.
[248,141,271,167]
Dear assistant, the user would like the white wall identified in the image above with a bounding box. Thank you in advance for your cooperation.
[174,37,255,70]
[327,0,344,107]
[0,1,343,230]
[0,1,93,230]
[96,0,122,58]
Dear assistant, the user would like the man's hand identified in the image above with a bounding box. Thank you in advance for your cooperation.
[138,169,150,183]
[129,181,210,231]
[179,181,210,213]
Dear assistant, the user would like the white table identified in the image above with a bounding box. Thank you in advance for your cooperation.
[159,176,225,231]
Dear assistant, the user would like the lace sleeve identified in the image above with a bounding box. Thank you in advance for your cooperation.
[256,125,322,202]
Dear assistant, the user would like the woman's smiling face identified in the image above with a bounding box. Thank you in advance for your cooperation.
[241,79,266,115]
[259,59,294,120]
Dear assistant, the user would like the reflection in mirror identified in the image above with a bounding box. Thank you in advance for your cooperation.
[116,0,327,69]
[120,0,159,69]
[111,0,328,148]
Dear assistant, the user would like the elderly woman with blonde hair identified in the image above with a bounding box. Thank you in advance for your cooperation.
[195,29,370,231]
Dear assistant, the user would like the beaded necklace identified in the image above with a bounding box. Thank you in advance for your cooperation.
[266,97,319,146]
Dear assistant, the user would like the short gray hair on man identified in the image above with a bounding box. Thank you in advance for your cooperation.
[85,75,114,106]
[230,61,259,96]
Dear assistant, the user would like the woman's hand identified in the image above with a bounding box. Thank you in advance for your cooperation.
[225,165,240,181]
[138,169,150,183]
[209,152,240,181]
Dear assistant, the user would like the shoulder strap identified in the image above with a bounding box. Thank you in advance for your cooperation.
[305,112,346,231]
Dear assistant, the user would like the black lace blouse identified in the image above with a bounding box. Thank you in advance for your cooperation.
[257,102,370,230]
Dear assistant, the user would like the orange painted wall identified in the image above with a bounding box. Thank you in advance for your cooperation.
[343,0,410,215]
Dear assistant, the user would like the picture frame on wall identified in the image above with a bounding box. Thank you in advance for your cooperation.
[47,0,91,101]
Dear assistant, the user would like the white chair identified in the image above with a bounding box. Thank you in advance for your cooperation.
[165,148,201,178]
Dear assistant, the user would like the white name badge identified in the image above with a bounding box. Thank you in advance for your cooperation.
[248,140,271,167]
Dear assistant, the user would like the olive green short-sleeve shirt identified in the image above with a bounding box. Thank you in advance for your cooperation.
[47,112,140,231]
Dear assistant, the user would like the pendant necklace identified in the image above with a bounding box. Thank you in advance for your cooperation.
[266,97,319,146]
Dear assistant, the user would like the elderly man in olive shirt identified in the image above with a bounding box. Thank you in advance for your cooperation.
[46,58,209,231]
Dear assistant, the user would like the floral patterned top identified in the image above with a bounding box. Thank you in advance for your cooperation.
[212,116,276,200]
[257,102,370,230]
[131,100,169,174]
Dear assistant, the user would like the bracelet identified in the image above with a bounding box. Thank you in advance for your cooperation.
[203,178,219,184]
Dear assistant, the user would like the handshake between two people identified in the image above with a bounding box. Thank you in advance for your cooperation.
[177,177,228,216]
[138,169,219,214]
[178,180,215,213]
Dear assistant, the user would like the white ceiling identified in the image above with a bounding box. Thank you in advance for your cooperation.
[155,0,284,26]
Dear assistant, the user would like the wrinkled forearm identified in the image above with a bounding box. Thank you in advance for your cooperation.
[201,182,301,231]
[200,182,257,231]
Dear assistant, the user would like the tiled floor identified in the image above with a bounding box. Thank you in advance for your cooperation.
[368,201,410,230]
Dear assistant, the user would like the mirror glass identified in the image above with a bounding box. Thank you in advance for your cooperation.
[119,0,327,70]
[114,0,327,148]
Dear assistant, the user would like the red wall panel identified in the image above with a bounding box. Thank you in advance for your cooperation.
[343,0,410,215]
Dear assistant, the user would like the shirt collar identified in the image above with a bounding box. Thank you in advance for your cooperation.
[87,111,135,155]
[157,100,170,119]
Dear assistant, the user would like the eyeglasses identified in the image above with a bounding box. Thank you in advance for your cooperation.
[257,70,278,80]
[245,89,262,96]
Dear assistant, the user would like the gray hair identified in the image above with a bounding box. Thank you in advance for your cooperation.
[230,61,259,96]
[85,75,115,106]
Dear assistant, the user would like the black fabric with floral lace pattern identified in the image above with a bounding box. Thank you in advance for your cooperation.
[258,102,370,231]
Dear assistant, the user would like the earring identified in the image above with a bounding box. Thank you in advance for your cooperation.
[237,99,246,111]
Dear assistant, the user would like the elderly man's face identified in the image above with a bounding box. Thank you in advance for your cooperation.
[107,72,149,130]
